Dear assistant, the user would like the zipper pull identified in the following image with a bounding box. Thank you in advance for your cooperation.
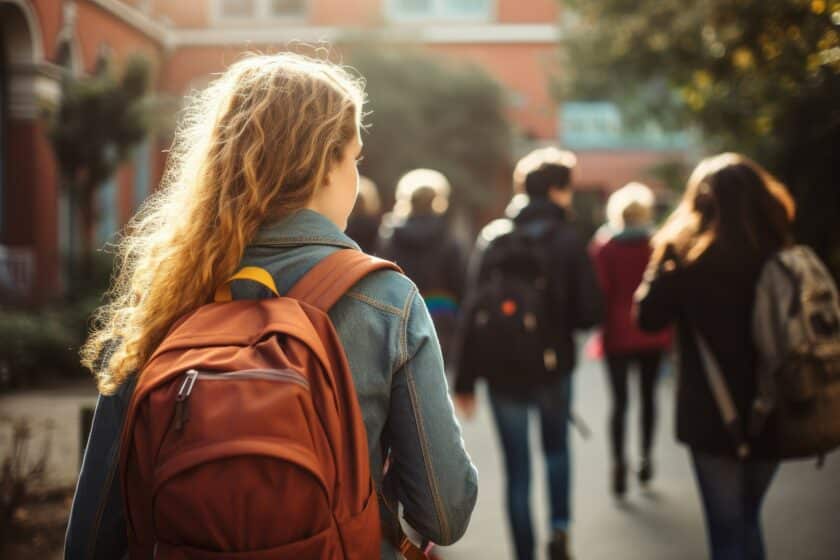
[174,369,198,431]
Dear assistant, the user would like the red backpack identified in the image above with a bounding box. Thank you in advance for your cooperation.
[118,249,405,559]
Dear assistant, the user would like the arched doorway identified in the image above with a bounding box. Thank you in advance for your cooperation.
[0,0,60,301]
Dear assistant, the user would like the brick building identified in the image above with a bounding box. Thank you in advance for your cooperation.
[1,0,687,301]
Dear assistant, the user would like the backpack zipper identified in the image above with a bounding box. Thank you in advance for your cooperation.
[173,368,309,431]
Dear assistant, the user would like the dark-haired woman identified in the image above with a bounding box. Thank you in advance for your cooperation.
[635,153,796,560]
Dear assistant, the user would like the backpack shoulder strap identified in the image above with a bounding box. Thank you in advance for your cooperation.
[287,249,403,311]
[692,329,750,459]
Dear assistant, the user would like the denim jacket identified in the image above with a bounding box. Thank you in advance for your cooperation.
[65,209,478,559]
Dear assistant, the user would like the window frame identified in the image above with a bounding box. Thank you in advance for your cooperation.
[559,101,693,151]
[212,0,309,25]
[384,0,496,23]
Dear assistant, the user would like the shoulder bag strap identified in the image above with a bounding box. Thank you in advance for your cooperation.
[286,249,402,311]
[292,250,425,558]
[693,329,751,459]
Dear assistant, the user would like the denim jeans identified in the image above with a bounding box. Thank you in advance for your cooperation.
[691,450,779,560]
[605,351,663,466]
[489,374,572,560]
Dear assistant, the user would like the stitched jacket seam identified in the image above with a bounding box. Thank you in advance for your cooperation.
[346,291,403,316]
[395,286,415,373]
[404,348,451,544]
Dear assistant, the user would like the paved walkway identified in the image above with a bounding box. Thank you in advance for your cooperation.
[438,355,840,560]
[2,356,839,560]
[0,381,98,488]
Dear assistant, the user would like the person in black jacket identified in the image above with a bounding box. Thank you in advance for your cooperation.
[635,153,796,560]
[345,176,383,254]
[378,168,467,365]
[455,147,603,560]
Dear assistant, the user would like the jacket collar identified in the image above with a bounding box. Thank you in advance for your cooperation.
[252,209,360,250]
[611,226,651,243]
[511,197,568,225]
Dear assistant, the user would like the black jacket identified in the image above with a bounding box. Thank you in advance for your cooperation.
[455,198,603,396]
[377,214,466,303]
[345,213,381,255]
[636,242,777,458]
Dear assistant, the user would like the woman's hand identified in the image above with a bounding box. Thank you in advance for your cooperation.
[454,393,477,420]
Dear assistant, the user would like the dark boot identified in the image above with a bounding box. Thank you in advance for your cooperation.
[612,463,627,497]
[638,458,654,485]
[548,529,572,560]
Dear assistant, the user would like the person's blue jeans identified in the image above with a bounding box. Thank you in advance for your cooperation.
[691,450,779,560]
[489,375,572,560]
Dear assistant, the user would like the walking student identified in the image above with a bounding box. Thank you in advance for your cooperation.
[455,147,603,560]
[65,53,477,559]
[590,182,671,497]
[345,175,383,254]
[635,153,797,560]
[378,168,467,366]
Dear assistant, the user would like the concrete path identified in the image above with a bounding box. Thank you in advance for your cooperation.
[1,355,838,560]
[437,355,840,560]
[0,381,98,488]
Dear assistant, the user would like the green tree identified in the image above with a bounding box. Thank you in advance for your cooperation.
[49,54,152,285]
[345,42,513,212]
[561,0,840,274]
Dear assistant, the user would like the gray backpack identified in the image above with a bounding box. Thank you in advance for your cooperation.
[696,245,840,461]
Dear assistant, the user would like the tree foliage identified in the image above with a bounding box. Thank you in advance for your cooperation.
[49,55,152,254]
[345,41,513,211]
[562,0,840,273]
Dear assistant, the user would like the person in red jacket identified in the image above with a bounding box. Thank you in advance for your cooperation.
[590,182,671,497]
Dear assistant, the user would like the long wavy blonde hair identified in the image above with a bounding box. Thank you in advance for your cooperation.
[82,52,365,395]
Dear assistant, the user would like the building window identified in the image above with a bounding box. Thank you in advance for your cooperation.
[270,0,306,16]
[220,0,255,18]
[216,0,307,21]
[446,0,491,17]
[387,0,493,21]
[392,0,432,17]
[560,101,692,151]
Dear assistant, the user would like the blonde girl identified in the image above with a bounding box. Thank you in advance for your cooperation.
[65,52,477,559]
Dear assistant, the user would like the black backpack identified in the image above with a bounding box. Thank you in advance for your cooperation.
[459,220,559,383]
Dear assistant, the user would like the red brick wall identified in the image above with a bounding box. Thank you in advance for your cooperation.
[162,45,249,93]
[149,0,561,28]
[161,43,326,94]
[575,151,686,193]
[4,122,36,248]
[4,120,60,294]
[150,0,209,28]
[119,0,151,9]
[311,0,381,25]
[496,0,557,23]
[7,1,169,300]
[75,1,163,73]
[28,0,62,63]
[117,162,135,225]
[31,122,60,295]
[164,41,558,139]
